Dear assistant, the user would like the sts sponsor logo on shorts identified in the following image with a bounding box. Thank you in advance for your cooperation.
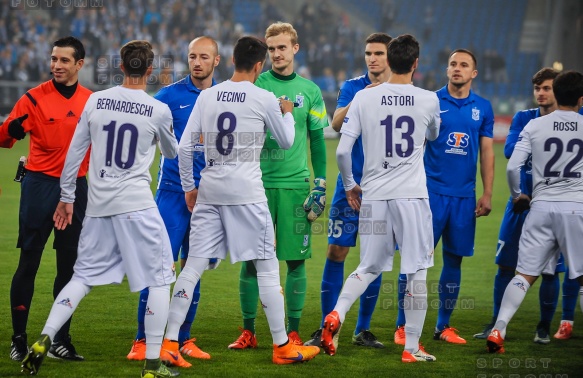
[445,132,469,156]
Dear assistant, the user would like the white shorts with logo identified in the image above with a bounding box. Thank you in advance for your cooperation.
[72,208,176,292]
[357,198,434,275]
[188,202,275,263]
[517,201,583,280]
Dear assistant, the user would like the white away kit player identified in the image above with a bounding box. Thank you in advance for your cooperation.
[21,40,179,378]
[487,70,583,354]
[320,34,440,363]
[160,36,321,366]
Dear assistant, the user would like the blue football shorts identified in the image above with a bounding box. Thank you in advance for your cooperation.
[155,189,191,261]
[327,179,359,247]
[429,192,476,257]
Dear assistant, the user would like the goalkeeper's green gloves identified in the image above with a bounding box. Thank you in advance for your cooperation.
[303,178,326,222]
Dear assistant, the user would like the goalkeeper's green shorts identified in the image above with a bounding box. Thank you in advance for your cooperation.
[266,187,312,260]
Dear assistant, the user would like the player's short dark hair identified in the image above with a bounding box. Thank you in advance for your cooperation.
[387,34,419,75]
[532,67,559,85]
[233,36,267,72]
[365,33,392,49]
[53,36,85,62]
[449,48,477,69]
[553,70,583,107]
[120,40,154,77]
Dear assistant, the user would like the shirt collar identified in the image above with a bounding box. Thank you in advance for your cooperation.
[438,85,476,106]
[184,75,216,93]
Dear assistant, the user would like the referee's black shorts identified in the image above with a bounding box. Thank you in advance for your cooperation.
[17,171,87,251]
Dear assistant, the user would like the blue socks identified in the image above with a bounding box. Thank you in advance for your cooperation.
[493,268,515,321]
[562,267,580,321]
[135,281,201,343]
[320,258,382,333]
[355,274,382,334]
[539,274,559,326]
[396,273,407,327]
[436,251,463,330]
[320,259,344,327]
[135,288,149,340]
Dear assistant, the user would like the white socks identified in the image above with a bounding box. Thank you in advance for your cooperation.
[335,271,380,323]
[42,280,91,340]
[166,257,208,341]
[404,269,428,353]
[494,275,531,338]
[145,285,170,359]
[254,258,287,346]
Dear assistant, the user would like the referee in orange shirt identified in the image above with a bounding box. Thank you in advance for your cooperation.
[1,36,91,362]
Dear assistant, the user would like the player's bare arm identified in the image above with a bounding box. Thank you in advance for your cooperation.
[476,136,494,217]
[345,185,362,211]
[332,85,382,132]
[53,201,73,230]
[331,105,350,132]
[184,188,198,213]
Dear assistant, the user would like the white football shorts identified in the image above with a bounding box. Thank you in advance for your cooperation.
[517,201,583,280]
[187,202,275,263]
[72,208,176,292]
[357,198,434,275]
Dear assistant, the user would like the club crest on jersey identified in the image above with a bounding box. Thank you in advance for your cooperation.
[445,132,469,156]
[472,107,480,121]
[295,94,304,108]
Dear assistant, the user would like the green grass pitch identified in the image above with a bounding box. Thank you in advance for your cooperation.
[0,138,580,377]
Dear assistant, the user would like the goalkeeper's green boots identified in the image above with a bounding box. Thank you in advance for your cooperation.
[21,334,51,375]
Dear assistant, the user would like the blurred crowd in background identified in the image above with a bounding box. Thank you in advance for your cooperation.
[0,0,545,116]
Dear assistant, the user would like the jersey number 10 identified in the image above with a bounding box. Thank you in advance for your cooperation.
[103,120,139,169]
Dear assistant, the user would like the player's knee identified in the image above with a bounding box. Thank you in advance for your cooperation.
[326,244,349,261]
[179,265,202,285]
[149,284,170,295]
[497,264,515,272]
[256,270,279,288]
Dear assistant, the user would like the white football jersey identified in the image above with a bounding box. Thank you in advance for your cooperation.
[513,110,583,203]
[179,80,294,205]
[342,83,440,200]
[61,86,178,217]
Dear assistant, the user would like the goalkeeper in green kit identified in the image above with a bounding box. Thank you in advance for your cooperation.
[229,22,328,349]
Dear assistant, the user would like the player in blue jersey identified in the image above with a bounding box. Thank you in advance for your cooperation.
[303,33,392,349]
[472,67,578,343]
[396,49,495,344]
[126,36,220,364]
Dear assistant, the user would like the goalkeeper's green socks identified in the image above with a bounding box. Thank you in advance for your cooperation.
[285,260,307,333]
[240,260,259,333]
